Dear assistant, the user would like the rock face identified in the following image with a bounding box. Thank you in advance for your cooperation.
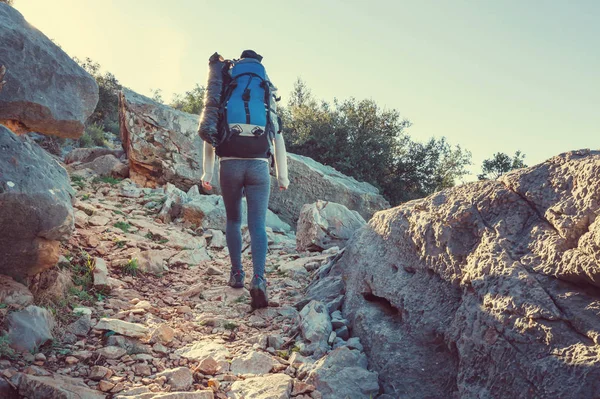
[341,149,600,398]
[119,88,206,190]
[0,126,75,280]
[268,153,389,225]
[296,200,366,251]
[0,3,98,138]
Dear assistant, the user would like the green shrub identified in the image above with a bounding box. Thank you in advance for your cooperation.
[104,120,120,136]
[114,222,131,233]
[123,258,140,276]
[0,333,16,359]
[223,321,239,331]
[83,123,106,147]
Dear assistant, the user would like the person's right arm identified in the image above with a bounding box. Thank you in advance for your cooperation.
[201,141,216,190]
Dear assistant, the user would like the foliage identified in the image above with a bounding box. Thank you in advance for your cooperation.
[80,123,106,147]
[478,151,527,180]
[170,84,205,115]
[70,175,86,190]
[150,88,164,104]
[114,221,131,233]
[0,332,16,359]
[74,57,122,129]
[283,79,472,205]
[123,258,140,276]
[223,321,239,330]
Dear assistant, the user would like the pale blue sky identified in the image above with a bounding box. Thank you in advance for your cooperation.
[15,0,599,177]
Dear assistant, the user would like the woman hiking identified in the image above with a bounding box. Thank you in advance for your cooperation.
[201,50,289,309]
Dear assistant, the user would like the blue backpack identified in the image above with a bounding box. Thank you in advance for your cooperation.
[216,58,280,160]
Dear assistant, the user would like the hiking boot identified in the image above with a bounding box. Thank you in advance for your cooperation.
[228,270,245,289]
[249,275,268,309]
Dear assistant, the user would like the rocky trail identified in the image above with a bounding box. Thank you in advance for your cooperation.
[0,173,377,399]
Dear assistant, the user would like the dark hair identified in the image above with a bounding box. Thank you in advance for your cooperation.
[240,50,263,62]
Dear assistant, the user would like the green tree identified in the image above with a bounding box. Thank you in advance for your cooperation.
[170,84,205,114]
[150,88,164,104]
[478,151,527,180]
[74,57,122,134]
[283,79,471,205]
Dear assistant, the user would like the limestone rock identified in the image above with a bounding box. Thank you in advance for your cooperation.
[307,347,378,399]
[64,147,124,165]
[296,200,366,252]
[95,318,149,338]
[0,275,34,307]
[7,305,55,352]
[230,351,278,375]
[299,301,332,347]
[10,372,106,399]
[156,367,193,391]
[93,257,110,291]
[119,88,204,190]
[0,127,74,280]
[0,4,98,138]
[74,154,129,178]
[341,149,600,398]
[229,373,292,399]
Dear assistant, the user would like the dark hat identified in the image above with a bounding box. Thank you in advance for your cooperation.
[240,49,263,62]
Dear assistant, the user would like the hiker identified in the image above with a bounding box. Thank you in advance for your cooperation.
[200,49,289,309]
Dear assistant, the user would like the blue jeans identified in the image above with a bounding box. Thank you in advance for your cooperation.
[219,160,270,278]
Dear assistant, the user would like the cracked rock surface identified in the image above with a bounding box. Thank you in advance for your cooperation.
[341,149,600,399]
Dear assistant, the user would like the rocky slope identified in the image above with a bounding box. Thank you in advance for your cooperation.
[0,173,378,399]
[336,149,600,398]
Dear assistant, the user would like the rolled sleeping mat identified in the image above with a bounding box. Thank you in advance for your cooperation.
[199,52,226,146]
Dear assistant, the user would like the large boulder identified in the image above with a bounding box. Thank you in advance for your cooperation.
[7,305,55,353]
[0,127,74,280]
[268,153,389,225]
[0,3,98,138]
[296,200,366,251]
[119,88,207,190]
[341,149,600,398]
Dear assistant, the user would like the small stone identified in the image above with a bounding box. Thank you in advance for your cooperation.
[98,380,115,392]
[231,351,278,375]
[34,353,46,362]
[65,356,79,365]
[134,300,153,310]
[335,326,350,341]
[156,367,194,391]
[150,324,175,344]
[89,366,111,381]
[133,363,152,377]
[328,331,336,345]
[293,381,316,396]
[197,357,218,375]
[206,266,223,275]
[97,346,127,359]
[346,337,363,352]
